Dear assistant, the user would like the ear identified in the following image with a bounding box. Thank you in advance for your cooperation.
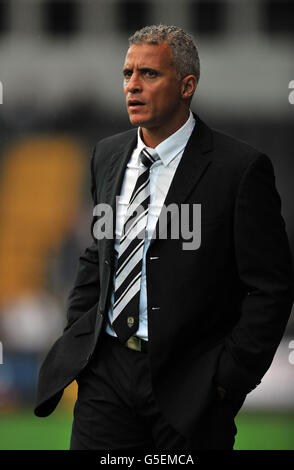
[181,75,198,100]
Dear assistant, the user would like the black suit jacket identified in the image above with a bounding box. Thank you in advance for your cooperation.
[34,114,293,443]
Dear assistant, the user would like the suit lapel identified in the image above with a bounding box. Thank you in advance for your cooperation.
[150,115,213,245]
[103,131,137,262]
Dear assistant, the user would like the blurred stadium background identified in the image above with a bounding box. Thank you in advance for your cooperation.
[0,0,293,450]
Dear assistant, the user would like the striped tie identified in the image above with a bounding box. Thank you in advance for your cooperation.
[111,147,159,343]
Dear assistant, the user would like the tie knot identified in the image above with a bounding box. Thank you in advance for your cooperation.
[140,148,159,169]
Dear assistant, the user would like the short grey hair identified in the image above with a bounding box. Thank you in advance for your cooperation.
[128,24,200,81]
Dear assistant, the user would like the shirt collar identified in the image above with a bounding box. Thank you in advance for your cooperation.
[137,110,196,167]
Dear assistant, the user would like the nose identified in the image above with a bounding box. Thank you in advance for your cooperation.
[125,72,142,94]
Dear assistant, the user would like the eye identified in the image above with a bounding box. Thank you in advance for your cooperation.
[144,69,157,78]
[123,70,132,79]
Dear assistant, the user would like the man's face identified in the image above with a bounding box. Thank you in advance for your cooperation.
[123,42,183,131]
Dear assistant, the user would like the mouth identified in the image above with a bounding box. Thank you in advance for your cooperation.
[128,100,146,109]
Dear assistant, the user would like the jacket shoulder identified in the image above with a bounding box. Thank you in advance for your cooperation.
[95,128,137,154]
[211,127,261,159]
[195,114,267,172]
[208,126,273,180]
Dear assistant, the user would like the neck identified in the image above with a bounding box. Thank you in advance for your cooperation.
[140,109,190,148]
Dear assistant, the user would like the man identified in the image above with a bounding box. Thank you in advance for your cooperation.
[34,25,293,450]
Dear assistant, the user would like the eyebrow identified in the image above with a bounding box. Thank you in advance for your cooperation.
[123,67,159,74]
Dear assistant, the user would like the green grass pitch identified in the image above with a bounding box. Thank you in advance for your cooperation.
[0,409,293,450]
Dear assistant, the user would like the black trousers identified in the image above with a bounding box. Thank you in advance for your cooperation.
[70,331,236,450]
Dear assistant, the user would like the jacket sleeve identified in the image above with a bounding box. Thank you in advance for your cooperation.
[63,145,100,331]
[215,152,294,398]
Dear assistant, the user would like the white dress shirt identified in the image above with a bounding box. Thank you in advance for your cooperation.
[106,110,196,340]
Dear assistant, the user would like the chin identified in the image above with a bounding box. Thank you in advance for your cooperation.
[127,109,149,125]
[129,114,154,128]
[129,116,147,127]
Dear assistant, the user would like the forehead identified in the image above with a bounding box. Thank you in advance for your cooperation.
[123,42,174,69]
